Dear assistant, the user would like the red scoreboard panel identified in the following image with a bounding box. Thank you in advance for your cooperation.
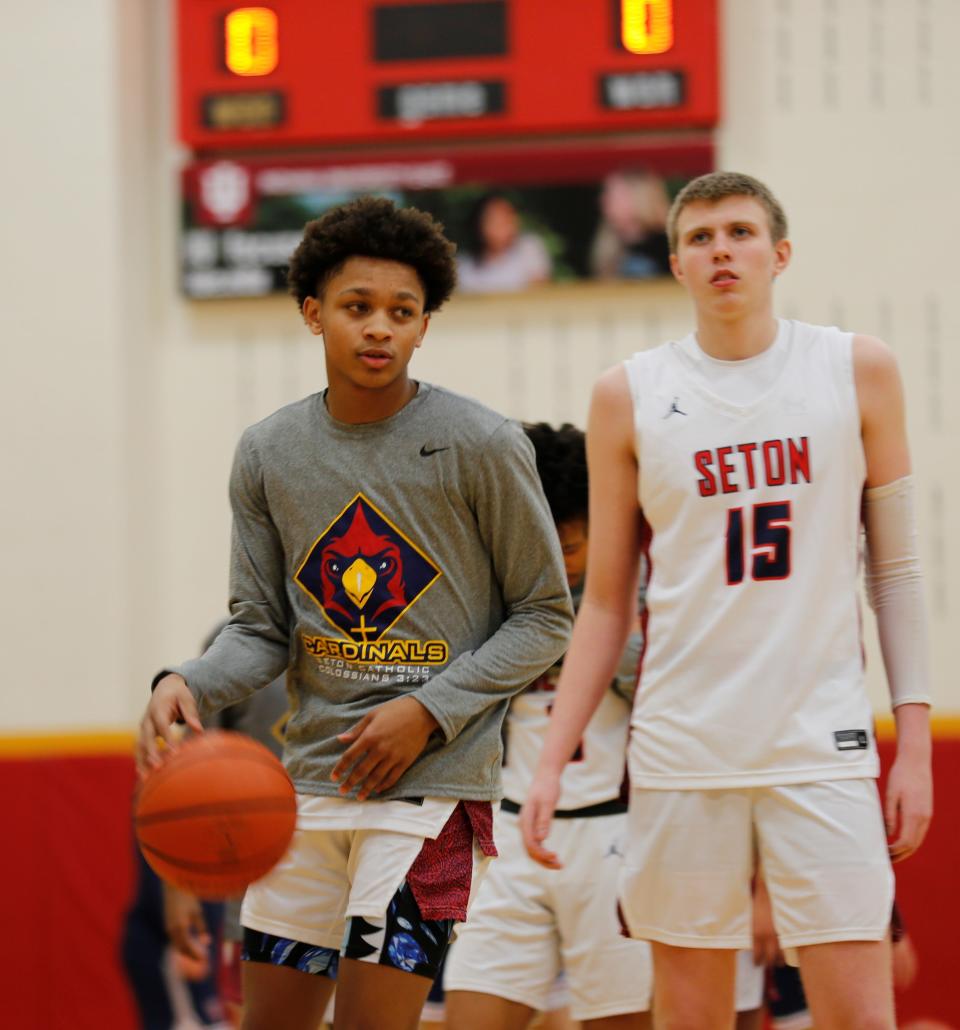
[177,0,719,151]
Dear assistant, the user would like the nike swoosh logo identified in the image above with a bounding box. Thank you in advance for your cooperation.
[419,445,449,457]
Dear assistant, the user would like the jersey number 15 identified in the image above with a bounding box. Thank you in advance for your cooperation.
[726,502,791,584]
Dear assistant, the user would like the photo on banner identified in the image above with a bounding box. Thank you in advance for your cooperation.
[180,143,713,299]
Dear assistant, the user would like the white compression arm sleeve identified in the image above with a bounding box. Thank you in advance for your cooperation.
[863,475,931,708]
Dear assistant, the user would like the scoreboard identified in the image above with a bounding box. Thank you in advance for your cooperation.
[176,0,719,151]
[177,1,719,297]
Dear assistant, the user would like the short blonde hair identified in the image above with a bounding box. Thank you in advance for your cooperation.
[667,172,788,253]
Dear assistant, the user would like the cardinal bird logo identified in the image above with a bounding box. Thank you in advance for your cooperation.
[295,495,442,642]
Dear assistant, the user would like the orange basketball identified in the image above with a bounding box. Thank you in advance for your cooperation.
[134,730,296,898]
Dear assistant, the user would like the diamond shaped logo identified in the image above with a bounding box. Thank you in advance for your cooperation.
[295,494,442,643]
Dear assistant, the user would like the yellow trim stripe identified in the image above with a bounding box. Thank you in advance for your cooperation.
[0,730,135,758]
[875,714,960,741]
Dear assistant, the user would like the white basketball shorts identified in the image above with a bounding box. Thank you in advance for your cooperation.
[444,808,653,1021]
[618,779,893,950]
[241,824,489,952]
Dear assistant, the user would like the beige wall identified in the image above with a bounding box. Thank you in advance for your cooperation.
[718,0,959,714]
[2,0,957,733]
[2,4,130,728]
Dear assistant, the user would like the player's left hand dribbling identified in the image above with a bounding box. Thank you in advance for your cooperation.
[332,695,440,800]
[136,674,203,777]
[884,750,933,862]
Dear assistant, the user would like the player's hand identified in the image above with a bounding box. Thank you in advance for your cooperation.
[519,772,563,869]
[751,873,782,967]
[885,749,933,862]
[137,674,203,776]
[162,882,210,968]
[332,695,440,800]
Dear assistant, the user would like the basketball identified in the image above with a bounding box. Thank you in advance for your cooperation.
[134,730,296,898]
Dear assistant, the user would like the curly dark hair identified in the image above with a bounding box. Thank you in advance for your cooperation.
[523,422,588,526]
[287,195,457,313]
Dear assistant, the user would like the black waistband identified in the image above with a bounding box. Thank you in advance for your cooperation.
[500,798,627,819]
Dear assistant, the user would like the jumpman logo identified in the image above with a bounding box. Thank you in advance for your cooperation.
[663,396,688,419]
[604,841,624,859]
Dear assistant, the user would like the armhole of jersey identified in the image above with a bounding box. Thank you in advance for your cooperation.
[834,328,869,483]
[622,354,645,438]
[836,328,856,397]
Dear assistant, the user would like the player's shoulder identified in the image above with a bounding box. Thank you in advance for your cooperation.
[621,336,688,387]
[850,333,902,399]
[594,361,633,401]
[850,332,897,369]
[600,340,673,404]
[239,394,323,451]
[779,318,860,373]
[588,363,639,449]
[422,384,519,448]
[788,317,860,350]
[624,337,677,363]
[790,321,898,373]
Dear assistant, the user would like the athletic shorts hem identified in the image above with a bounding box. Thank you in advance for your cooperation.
[624,924,750,949]
[442,978,543,1012]
[777,926,888,948]
[290,783,500,803]
[240,916,340,952]
[771,1013,814,1030]
[343,903,401,921]
[570,1000,652,1021]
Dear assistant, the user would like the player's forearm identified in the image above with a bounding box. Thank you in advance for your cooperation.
[414,587,573,740]
[537,597,634,775]
[172,620,289,716]
[893,702,931,763]
[863,476,932,708]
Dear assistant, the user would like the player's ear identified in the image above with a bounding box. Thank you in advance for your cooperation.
[416,314,430,348]
[669,252,684,284]
[772,238,792,278]
[302,296,324,336]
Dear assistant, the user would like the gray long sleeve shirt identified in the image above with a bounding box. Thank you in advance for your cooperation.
[173,383,573,800]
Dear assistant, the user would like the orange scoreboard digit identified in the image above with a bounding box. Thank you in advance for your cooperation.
[176,0,719,151]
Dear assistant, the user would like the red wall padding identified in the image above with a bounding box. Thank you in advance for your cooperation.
[878,738,960,1027]
[2,755,139,1030]
[0,743,956,1028]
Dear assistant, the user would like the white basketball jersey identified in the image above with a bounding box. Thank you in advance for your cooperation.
[625,319,877,789]
[502,588,637,808]
[502,667,632,809]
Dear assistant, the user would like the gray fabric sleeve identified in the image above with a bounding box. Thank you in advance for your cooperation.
[413,421,574,741]
[172,431,291,716]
